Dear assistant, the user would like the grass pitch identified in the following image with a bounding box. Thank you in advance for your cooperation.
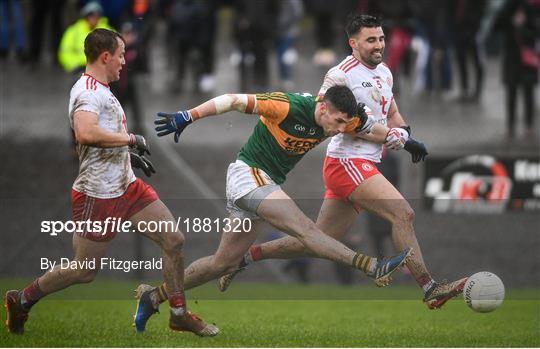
[1,278,539,347]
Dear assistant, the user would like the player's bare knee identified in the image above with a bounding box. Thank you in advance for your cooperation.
[388,202,415,224]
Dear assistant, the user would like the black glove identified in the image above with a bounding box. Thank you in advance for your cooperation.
[128,134,150,156]
[130,152,156,177]
[353,102,370,133]
[404,138,428,163]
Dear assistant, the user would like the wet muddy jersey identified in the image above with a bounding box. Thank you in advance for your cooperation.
[238,92,372,184]
[68,73,135,198]
[319,55,394,162]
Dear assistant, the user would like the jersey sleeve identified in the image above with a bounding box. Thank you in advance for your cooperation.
[318,67,347,96]
[73,89,101,115]
[255,92,290,123]
[344,105,376,135]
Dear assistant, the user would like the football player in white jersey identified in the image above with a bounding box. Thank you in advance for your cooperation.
[218,15,467,310]
[4,29,217,336]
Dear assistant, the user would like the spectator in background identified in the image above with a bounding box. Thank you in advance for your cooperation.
[409,0,435,95]
[166,0,217,93]
[79,0,130,30]
[367,0,415,94]
[0,0,27,61]
[424,0,454,97]
[233,0,279,91]
[110,22,143,135]
[196,0,218,94]
[58,1,113,74]
[28,0,66,67]
[453,0,487,103]
[496,0,539,140]
[130,0,153,75]
[275,0,304,91]
[308,0,337,67]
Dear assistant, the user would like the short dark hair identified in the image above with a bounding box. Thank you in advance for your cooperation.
[84,28,124,63]
[345,14,382,38]
[322,85,357,117]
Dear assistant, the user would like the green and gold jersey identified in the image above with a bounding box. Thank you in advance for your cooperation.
[238,92,363,184]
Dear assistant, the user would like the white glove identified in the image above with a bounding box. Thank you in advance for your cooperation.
[385,128,409,150]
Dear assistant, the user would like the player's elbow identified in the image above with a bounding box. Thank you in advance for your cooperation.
[74,128,97,146]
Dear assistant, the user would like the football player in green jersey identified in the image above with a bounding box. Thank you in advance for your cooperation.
[132,86,414,332]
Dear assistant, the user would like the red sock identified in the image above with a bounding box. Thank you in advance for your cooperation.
[249,245,263,262]
[22,279,46,309]
[168,290,186,310]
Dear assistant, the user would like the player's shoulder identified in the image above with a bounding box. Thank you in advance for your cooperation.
[284,92,316,118]
[377,62,393,77]
[256,91,290,103]
[336,55,361,73]
[71,75,98,97]
[285,92,316,106]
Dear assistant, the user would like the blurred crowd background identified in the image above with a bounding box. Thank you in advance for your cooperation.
[1,0,539,291]
[1,0,538,138]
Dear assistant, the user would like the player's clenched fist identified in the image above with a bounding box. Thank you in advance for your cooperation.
[384,127,409,150]
[155,110,193,143]
[129,134,150,155]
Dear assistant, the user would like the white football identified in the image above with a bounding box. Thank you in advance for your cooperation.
[463,271,505,313]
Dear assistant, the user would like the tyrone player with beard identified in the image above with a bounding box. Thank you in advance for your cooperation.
[218,15,468,310]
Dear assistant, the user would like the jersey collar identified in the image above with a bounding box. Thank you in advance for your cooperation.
[82,73,109,87]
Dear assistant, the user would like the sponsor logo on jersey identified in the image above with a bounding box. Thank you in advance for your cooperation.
[361,82,373,88]
[283,137,323,154]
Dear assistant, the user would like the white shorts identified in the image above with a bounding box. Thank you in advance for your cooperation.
[226,159,280,219]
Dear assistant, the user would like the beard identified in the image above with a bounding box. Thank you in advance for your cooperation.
[364,50,384,67]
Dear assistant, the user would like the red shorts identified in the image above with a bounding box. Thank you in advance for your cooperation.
[323,156,380,202]
[71,178,159,242]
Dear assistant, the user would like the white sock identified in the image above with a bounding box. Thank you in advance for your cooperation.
[368,258,377,274]
[423,280,436,293]
[241,251,253,266]
[149,292,160,309]
[171,306,186,316]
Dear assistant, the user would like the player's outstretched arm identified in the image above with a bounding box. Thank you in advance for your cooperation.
[155,94,258,142]
[74,110,147,151]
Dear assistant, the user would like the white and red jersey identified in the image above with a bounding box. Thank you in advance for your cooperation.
[68,73,135,199]
[319,55,394,162]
